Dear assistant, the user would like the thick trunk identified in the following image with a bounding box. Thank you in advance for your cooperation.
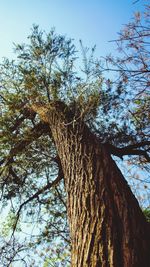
[34,102,150,267]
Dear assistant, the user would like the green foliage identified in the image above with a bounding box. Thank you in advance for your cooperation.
[0,9,150,265]
[143,208,150,222]
[42,244,70,267]
[0,210,20,237]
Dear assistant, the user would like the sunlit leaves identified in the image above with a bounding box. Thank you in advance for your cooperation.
[0,210,20,237]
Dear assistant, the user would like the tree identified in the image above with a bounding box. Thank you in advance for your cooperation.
[0,14,150,267]
[102,4,150,153]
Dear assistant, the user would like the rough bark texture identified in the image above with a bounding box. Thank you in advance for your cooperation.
[33,102,150,267]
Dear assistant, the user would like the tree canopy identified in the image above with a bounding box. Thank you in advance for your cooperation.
[0,5,150,267]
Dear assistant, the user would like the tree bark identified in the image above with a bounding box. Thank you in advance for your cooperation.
[33,102,150,267]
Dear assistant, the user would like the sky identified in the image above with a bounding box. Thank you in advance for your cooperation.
[0,0,146,61]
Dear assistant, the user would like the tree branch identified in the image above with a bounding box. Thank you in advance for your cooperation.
[106,141,150,162]
[11,170,63,236]
[1,121,50,168]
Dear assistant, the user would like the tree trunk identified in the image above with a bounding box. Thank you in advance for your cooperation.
[33,102,150,267]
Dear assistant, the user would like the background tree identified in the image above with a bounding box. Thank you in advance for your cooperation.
[101,4,150,166]
[0,6,150,267]
[99,4,150,207]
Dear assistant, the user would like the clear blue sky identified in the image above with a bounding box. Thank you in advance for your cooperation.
[0,0,145,60]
